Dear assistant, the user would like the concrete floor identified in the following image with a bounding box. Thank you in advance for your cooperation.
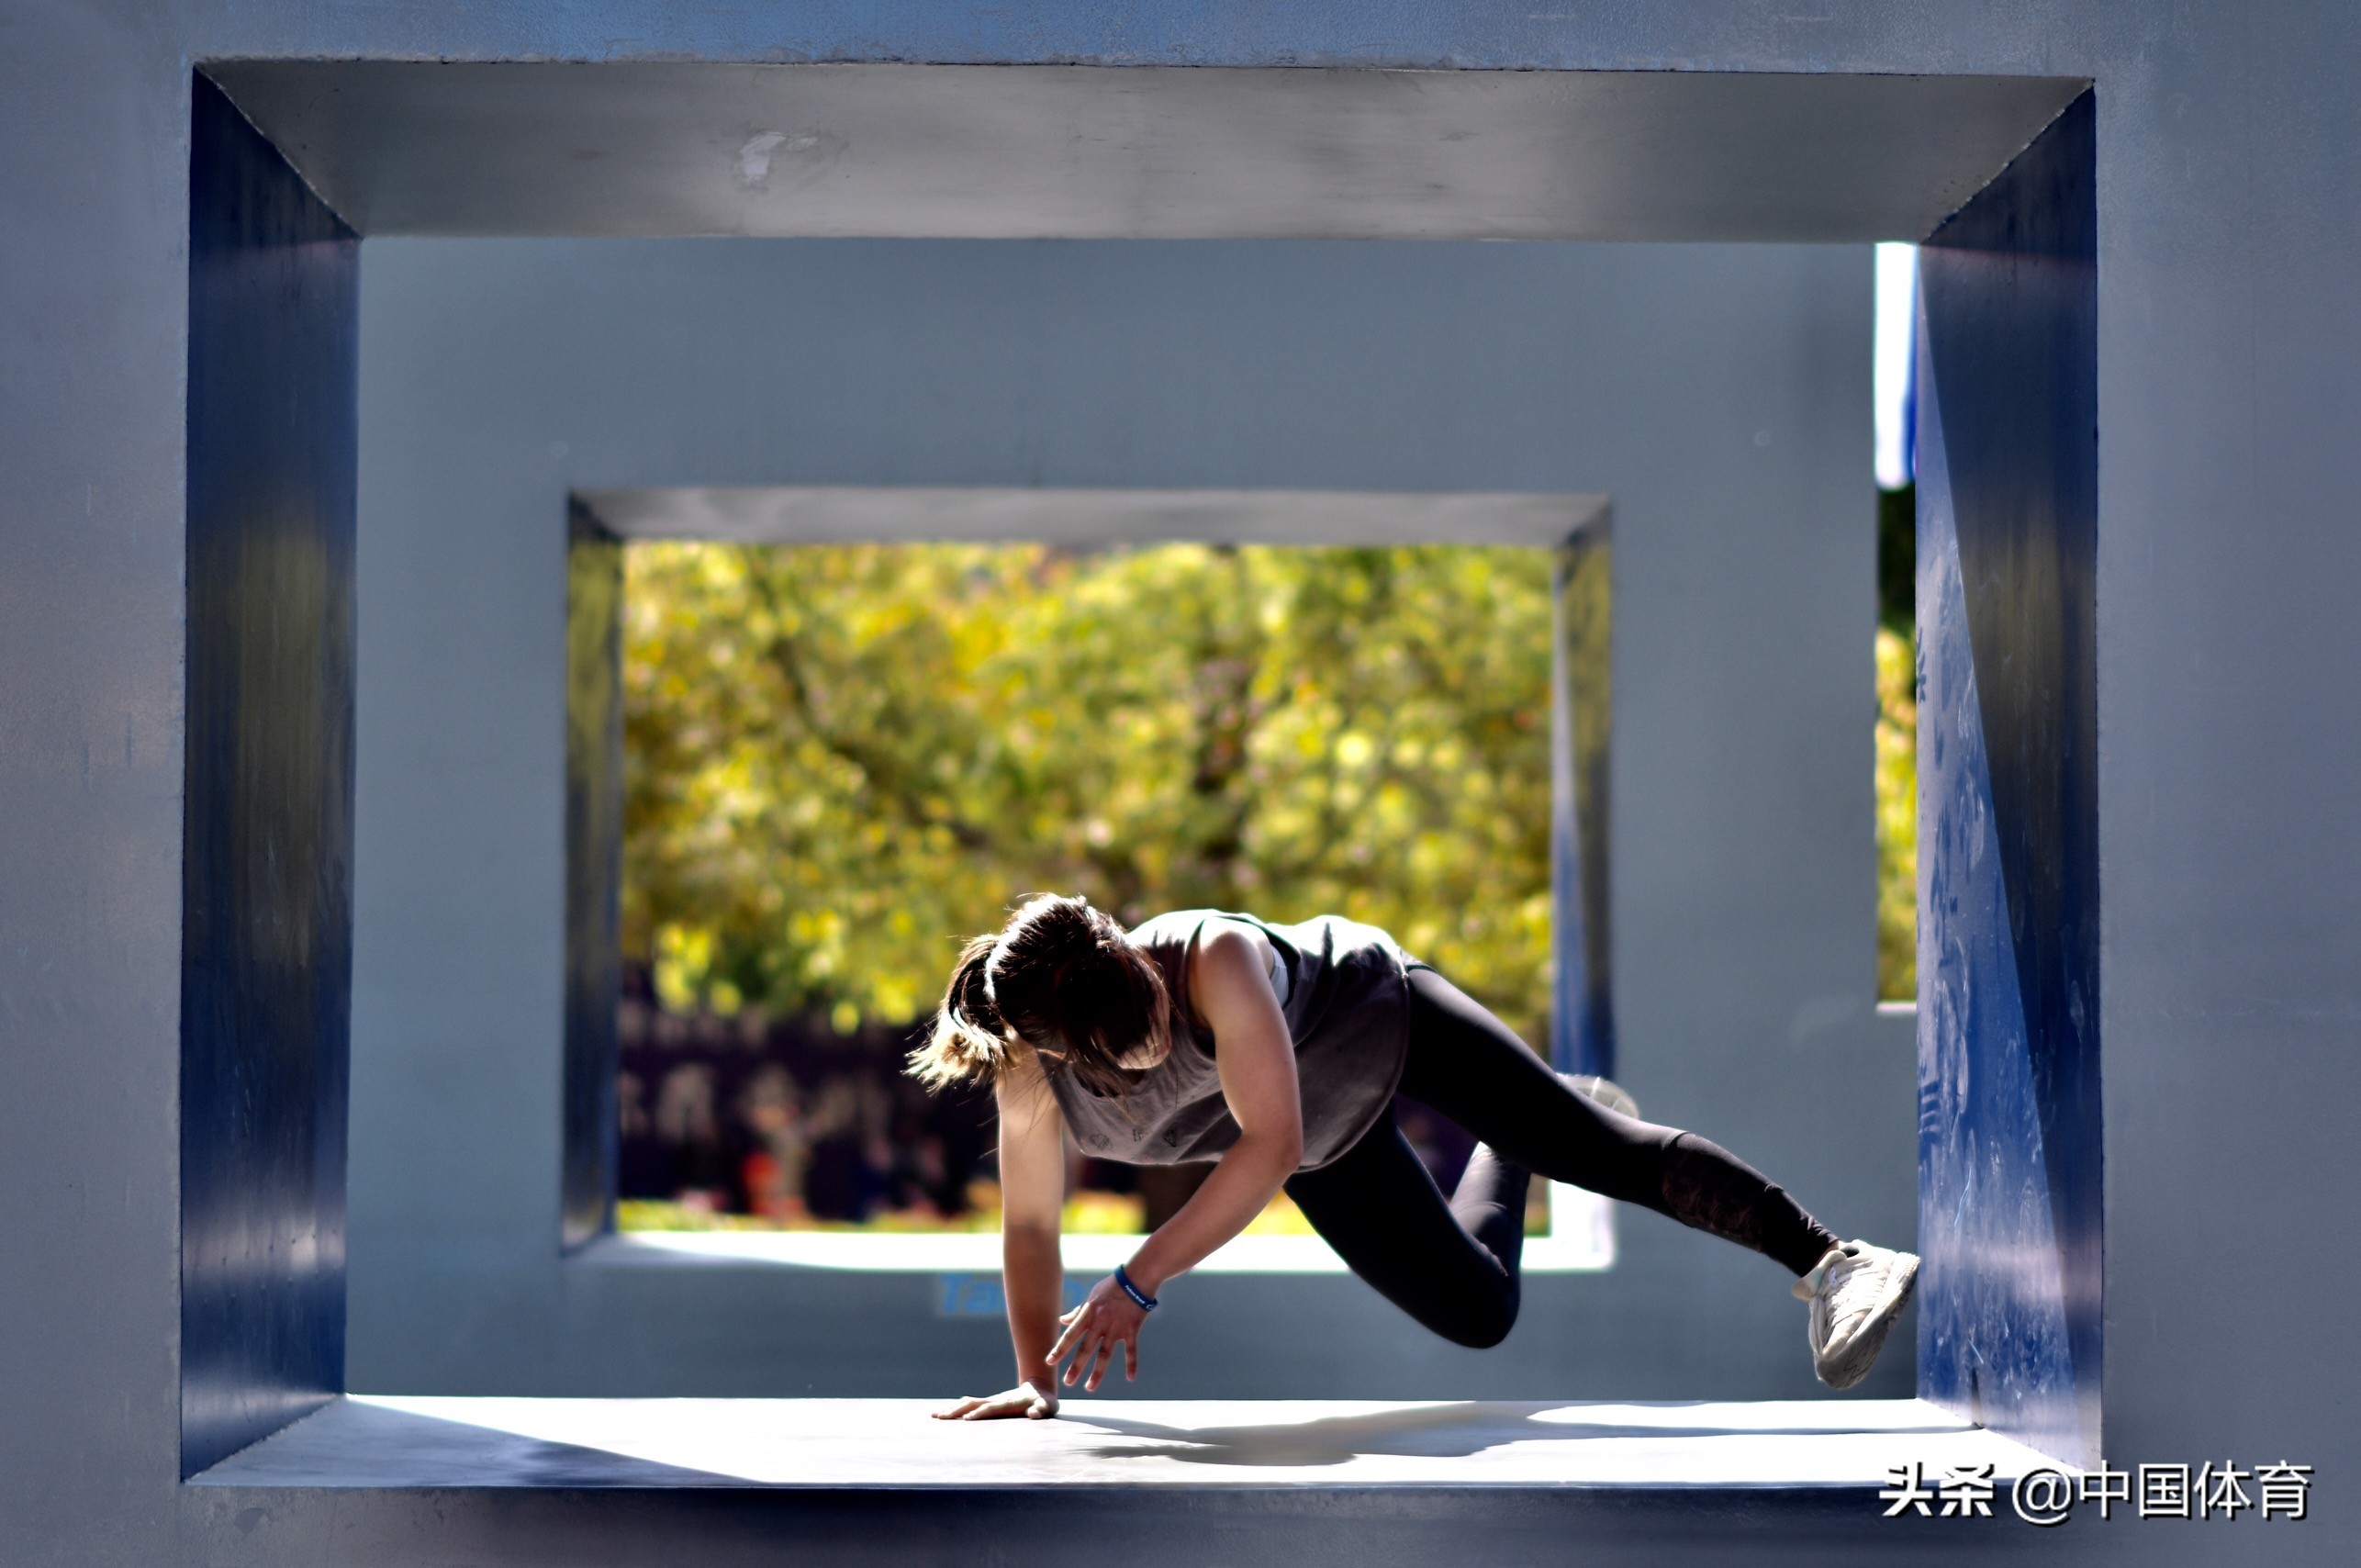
[194,1395,2051,1490]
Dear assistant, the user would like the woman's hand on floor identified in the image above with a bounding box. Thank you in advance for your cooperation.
[934,1380,1060,1420]
[1047,1275,1150,1392]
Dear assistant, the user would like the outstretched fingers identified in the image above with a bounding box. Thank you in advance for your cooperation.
[1063,1326,1100,1386]
[1047,1308,1090,1369]
[1047,1285,1150,1393]
[1080,1324,1132,1391]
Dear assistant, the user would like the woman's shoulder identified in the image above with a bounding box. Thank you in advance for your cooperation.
[1129,908,1396,946]
[1128,911,1282,988]
[1265,913,1410,966]
[1125,908,1220,951]
[1128,908,1277,952]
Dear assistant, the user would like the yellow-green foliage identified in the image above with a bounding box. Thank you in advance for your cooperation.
[1874,624,1919,1002]
[623,542,1556,1041]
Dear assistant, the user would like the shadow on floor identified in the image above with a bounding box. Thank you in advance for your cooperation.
[193,1399,745,1488]
[1062,1402,1964,1470]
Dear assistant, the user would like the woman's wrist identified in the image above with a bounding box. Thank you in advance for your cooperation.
[1113,1261,1160,1310]
[1121,1252,1169,1298]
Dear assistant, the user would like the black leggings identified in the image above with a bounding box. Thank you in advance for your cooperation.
[1284,967,1840,1349]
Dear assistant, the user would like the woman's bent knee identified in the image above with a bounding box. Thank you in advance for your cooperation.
[1436,1294,1518,1350]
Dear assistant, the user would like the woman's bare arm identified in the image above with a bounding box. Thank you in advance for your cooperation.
[1124,922,1305,1294]
[938,1046,1067,1419]
[1045,922,1305,1393]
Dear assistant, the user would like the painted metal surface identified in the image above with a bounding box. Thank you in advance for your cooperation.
[193,1394,2052,1489]
[206,62,2082,243]
[581,487,1608,546]
[179,73,359,1476]
[1914,93,2100,1470]
[1549,529,1614,1079]
[8,2,2357,1560]
[564,504,625,1250]
[359,237,1892,1403]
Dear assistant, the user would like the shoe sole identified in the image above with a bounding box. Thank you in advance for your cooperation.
[1816,1251,1920,1391]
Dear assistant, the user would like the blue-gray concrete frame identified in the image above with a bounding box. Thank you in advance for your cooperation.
[565,498,1616,1238]
[1916,94,2103,1471]
[350,239,1897,1408]
[179,73,359,1479]
[7,4,2361,1562]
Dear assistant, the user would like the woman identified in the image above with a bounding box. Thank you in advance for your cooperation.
[911,894,1918,1419]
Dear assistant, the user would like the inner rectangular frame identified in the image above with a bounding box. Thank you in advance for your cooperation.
[564,486,1615,1257]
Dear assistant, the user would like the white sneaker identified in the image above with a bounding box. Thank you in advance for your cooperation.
[1794,1239,1920,1390]
[1564,1073,1639,1120]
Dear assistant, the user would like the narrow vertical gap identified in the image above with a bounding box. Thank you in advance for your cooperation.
[564,500,625,1251]
[1875,481,1918,1005]
[1548,524,1614,1080]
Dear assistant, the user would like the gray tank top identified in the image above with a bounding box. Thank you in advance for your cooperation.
[1046,910,1411,1171]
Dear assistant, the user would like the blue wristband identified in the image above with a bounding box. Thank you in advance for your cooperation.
[1113,1262,1158,1311]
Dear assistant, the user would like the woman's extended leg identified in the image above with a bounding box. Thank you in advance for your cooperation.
[1400,966,1840,1277]
[1284,1109,1530,1349]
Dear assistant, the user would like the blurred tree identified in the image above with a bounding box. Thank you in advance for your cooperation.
[622,542,1556,1041]
[1874,482,1919,1002]
[1874,622,1918,1001]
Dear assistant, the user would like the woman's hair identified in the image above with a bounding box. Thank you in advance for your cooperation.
[907,894,1169,1096]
